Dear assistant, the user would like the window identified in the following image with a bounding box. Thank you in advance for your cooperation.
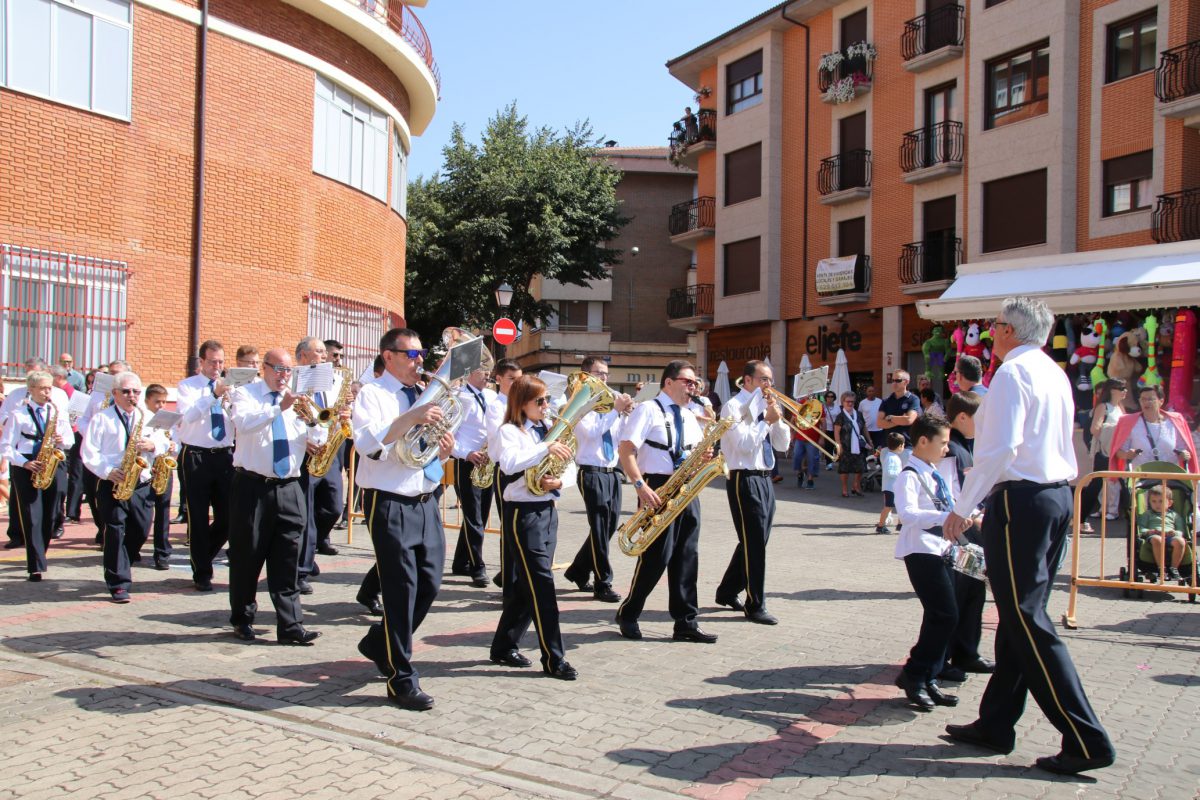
[307,291,395,379]
[1103,151,1153,216]
[391,128,408,217]
[985,41,1050,129]
[0,244,128,375]
[838,217,865,258]
[724,143,762,205]
[313,75,389,202]
[1107,11,1157,83]
[983,169,1047,252]
[984,0,1008,7]
[1,0,132,119]
[726,50,763,114]
[723,237,760,296]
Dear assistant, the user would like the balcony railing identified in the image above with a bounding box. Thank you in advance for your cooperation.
[667,284,714,320]
[1156,40,1200,103]
[818,150,872,195]
[899,237,962,285]
[1152,188,1200,243]
[818,45,875,93]
[668,196,716,236]
[348,0,442,93]
[900,121,964,172]
[668,108,717,153]
[902,5,965,61]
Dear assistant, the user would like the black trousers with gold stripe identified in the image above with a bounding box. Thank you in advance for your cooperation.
[491,500,565,670]
[716,470,775,612]
[451,456,491,577]
[566,467,621,590]
[616,473,701,628]
[976,481,1113,760]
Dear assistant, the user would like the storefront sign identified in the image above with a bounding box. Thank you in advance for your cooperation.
[805,321,862,361]
[815,256,858,295]
[787,311,882,389]
[706,322,772,382]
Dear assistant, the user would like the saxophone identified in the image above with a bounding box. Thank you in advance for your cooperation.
[306,366,354,478]
[150,432,177,496]
[30,404,67,491]
[524,372,614,495]
[113,410,149,501]
[617,416,734,557]
[470,447,494,488]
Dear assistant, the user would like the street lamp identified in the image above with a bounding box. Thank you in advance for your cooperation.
[495,282,514,310]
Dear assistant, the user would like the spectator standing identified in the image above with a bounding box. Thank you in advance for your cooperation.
[955,355,988,397]
[859,384,884,448]
[59,353,86,392]
[878,370,921,448]
[833,392,868,497]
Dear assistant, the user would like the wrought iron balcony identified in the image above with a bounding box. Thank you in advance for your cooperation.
[347,0,441,93]
[899,237,962,286]
[818,47,875,94]
[667,284,714,321]
[818,150,872,196]
[1155,40,1200,103]
[668,109,717,153]
[668,196,716,237]
[1152,188,1200,243]
[902,5,965,62]
[900,121,964,174]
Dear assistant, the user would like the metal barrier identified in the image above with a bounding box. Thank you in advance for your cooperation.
[1063,469,1199,629]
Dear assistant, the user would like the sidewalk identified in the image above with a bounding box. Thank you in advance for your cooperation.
[1,471,1197,799]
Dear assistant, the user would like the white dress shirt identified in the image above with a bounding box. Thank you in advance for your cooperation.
[1,399,77,467]
[452,384,496,458]
[953,344,1077,516]
[229,381,323,479]
[894,455,958,559]
[497,420,557,503]
[574,408,624,468]
[352,370,442,496]
[859,396,883,432]
[175,373,235,449]
[621,391,703,476]
[81,405,165,483]
[719,389,790,470]
[485,394,508,453]
[0,386,71,428]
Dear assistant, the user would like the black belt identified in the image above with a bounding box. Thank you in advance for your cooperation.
[731,469,772,478]
[579,465,616,473]
[371,486,443,505]
[994,479,1069,492]
[184,444,233,454]
[235,467,299,486]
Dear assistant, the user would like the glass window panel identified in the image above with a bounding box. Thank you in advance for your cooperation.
[316,74,333,101]
[1134,177,1152,210]
[1114,28,1134,77]
[10,0,52,96]
[55,6,93,108]
[73,0,129,23]
[1,0,6,85]
[374,127,388,200]
[1110,183,1132,214]
[350,116,365,189]
[92,19,128,116]
[336,109,352,184]
[312,93,329,173]
[1138,21,1156,73]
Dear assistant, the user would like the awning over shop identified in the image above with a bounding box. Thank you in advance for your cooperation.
[917,241,1200,321]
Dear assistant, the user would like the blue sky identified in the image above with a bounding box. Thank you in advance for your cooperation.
[408,1,767,179]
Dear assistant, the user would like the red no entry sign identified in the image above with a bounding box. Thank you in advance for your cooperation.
[492,317,518,346]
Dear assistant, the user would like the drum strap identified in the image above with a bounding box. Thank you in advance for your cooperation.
[902,465,949,511]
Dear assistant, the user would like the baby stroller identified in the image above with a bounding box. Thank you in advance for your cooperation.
[861,450,881,493]
[1118,461,1197,601]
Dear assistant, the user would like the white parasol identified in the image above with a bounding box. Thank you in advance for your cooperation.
[829,348,852,400]
[715,360,732,405]
[793,355,814,398]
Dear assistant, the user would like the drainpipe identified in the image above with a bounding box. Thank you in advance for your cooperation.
[187,0,210,376]
[781,2,811,324]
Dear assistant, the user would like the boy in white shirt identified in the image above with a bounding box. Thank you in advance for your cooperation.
[876,433,906,534]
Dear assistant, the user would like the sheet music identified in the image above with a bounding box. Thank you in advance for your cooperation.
[538,370,569,402]
[223,367,258,388]
[67,391,91,420]
[792,366,829,399]
[148,410,182,430]
[744,389,766,422]
[293,362,334,394]
[91,372,115,398]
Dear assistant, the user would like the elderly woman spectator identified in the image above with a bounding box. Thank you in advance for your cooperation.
[1110,384,1197,472]
[833,391,869,497]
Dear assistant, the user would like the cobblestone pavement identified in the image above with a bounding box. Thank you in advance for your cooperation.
[1,468,1197,799]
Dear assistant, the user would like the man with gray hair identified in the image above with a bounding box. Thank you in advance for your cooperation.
[59,352,85,391]
[954,355,988,397]
[294,336,345,595]
[941,297,1114,775]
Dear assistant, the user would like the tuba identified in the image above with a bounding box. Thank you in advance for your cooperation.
[618,416,733,557]
[113,410,149,501]
[31,404,67,491]
[305,366,354,478]
[150,432,177,496]
[524,372,614,495]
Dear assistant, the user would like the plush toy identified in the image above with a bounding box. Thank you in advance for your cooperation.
[922,324,951,390]
[1139,315,1162,388]
[1070,319,1104,392]
[1050,319,1070,370]
[1108,328,1147,405]
[1089,318,1108,389]
[947,323,966,394]
[962,321,990,363]
[1167,309,1196,423]
[981,325,1000,387]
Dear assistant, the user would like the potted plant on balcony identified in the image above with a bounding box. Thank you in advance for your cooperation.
[818,50,844,74]
[845,41,877,63]
[694,85,712,105]
[822,73,872,104]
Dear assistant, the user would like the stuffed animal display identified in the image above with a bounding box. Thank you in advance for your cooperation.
[922,324,951,389]
[1070,319,1104,392]
[1108,327,1147,403]
[1168,309,1196,423]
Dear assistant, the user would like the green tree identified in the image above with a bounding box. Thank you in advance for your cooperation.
[404,104,627,344]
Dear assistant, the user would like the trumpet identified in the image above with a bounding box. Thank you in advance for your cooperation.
[735,378,841,463]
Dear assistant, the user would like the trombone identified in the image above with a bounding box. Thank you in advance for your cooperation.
[735,378,841,463]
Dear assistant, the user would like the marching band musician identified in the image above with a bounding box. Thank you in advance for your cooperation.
[615,360,718,644]
[79,359,131,545]
[490,375,577,680]
[714,360,790,625]
[450,364,496,588]
[485,359,522,587]
[143,384,178,571]
[176,340,235,592]
[226,348,323,645]
[353,328,454,711]
[294,336,344,597]
[1,369,74,581]
[81,372,165,603]
[562,355,632,602]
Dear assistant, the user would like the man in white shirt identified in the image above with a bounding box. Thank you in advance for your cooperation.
[352,328,454,712]
[942,297,1114,775]
[562,355,633,603]
[294,336,344,594]
[77,359,131,545]
[450,364,496,588]
[227,348,323,645]
[858,384,884,449]
[615,360,717,644]
[714,360,790,625]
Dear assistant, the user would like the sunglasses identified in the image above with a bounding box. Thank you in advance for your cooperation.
[116,388,141,395]
[387,348,428,359]
[264,362,293,374]
[892,379,906,383]
[534,396,551,406]
[675,377,699,388]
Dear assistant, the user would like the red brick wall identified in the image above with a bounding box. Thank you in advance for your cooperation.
[0,2,411,386]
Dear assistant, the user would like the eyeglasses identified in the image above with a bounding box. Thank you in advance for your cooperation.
[590,371,610,380]
[892,379,906,384]
[387,348,428,360]
[264,362,293,374]
[535,396,551,406]
[995,320,1012,330]
[676,377,699,388]
[116,388,141,395]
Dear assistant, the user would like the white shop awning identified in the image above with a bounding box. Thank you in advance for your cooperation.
[917,241,1200,321]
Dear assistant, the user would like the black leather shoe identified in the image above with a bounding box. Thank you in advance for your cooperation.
[389,688,435,711]
[944,723,1014,754]
[593,586,621,603]
[1035,751,1115,775]
[492,572,503,588]
[170,514,186,525]
[545,661,578,680]
[490,649,532,668]
[317,542,339,556]
[470,573,489,588]
[298,579,314,595]
[745,609,779,625]
[153,557,169,571]
[925,681,959,707]
[278,629,321,646]
[233,624,259,642]
[110,589,131,604]
[356,592,384,616]
[4,540,23,549]
[955,657,996,674]
[333,520,349,531]
[51,528,64,540]
[673,627,718,644]
[194,579,213,592]
[357,637,390,677]
[563,571,592,592]
[94,533,102,545]
[715,593,745,612]
[27,573,42,582]
[617,618,642,640]
[894,672,935,712]
[938,665,968,682]
[309,562,321,577]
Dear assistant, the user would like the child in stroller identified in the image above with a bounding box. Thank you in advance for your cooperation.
[1132,481,1194,583]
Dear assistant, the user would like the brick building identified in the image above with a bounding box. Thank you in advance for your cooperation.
[0,0,440,385]
[667,0,1200,393]
[504,146,696,394]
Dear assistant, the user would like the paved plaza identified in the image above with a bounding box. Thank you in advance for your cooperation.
[1,471,1197,800]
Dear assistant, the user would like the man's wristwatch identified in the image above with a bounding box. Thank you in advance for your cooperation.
[634,479,645,490]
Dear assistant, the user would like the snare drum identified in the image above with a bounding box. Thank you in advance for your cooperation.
[948,543,987,581]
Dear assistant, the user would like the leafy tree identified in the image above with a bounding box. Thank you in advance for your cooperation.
[404,104,627,344]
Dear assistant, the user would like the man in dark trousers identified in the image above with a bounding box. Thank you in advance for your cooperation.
[942,296,1115,775]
